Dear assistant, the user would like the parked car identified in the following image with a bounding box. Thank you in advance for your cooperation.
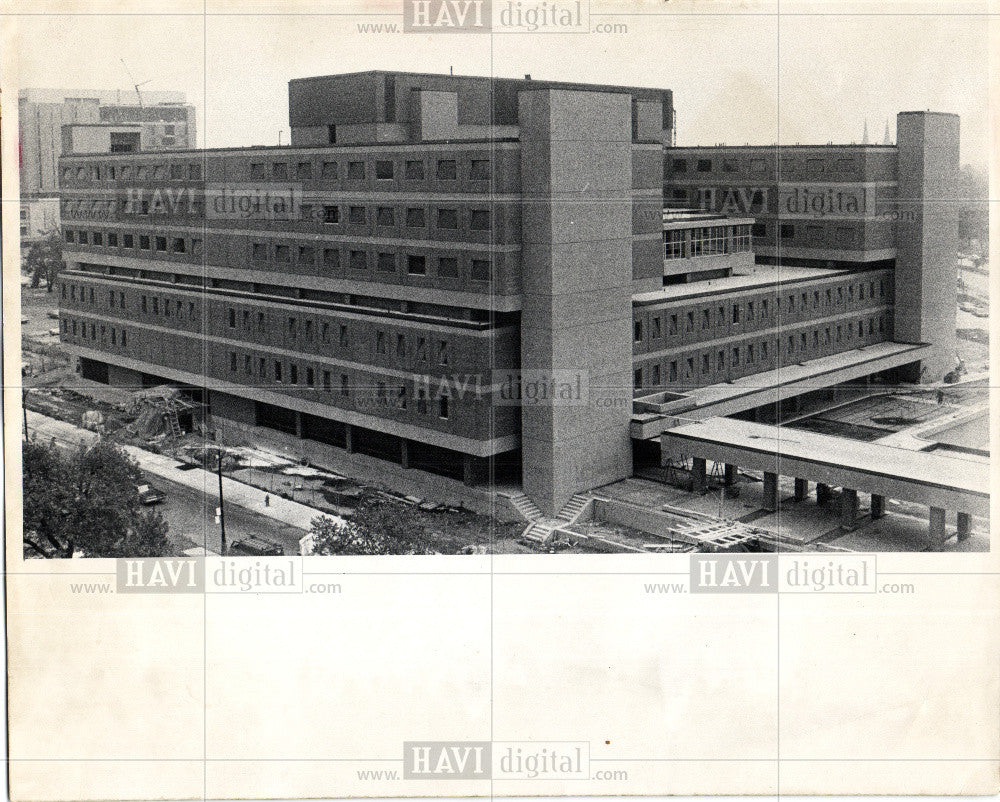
[228,536,285,556]
[136,483,166,505]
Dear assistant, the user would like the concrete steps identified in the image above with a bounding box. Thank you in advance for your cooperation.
[508,492,544,522]
[521,521,552,543]
[557,494,590,523]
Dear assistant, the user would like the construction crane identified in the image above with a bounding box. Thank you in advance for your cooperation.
[120,58,152,109]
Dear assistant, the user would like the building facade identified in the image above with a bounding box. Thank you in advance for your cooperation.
[55,73,958,515]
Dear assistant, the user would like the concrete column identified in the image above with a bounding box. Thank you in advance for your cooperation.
[463,454,475,486]
[840,488,859,530]
[691,457,707,492]
[295,411,302,438]
[724,463,738,486]
[794,478,809,502]
[956,511,972,541]
[816,483,831,505]
[871,494,886,519]
[344,424,355,453]
[763,472,779,512]
[928,506,947,550]
[400,439,410,469]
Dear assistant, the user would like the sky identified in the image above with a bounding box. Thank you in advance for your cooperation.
[5,0,992,168]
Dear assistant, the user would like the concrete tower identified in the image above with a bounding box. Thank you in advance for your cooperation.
[518,88,634,515]
[894,111,960,381]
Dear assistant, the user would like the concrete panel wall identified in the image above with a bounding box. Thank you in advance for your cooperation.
[894,111,960,380]
[519,88,633,514]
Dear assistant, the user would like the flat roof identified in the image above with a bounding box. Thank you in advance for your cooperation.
[633,263,851,305]
[664,416,989,501]
[666,144,896,151]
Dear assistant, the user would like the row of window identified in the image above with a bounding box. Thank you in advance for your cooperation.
[294,204,493,231]
[634,315,888,390]
[65,228,204,255]
[249,241,493,280]
[62,157,491,184]
[663,224,752,260]
[633,278,888,345]
[225,355,451,419]
[61,318,128,348]
[63,162,202,183]
[670,155,860,175]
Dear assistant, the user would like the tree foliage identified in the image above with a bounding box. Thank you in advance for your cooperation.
[22,439,171,558]
[308,501,437,555]
[24,231,65,292]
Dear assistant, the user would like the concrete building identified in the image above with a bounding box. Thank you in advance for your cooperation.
[55,73,965,530]
[19,88,196,197]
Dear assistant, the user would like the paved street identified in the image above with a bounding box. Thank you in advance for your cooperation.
[24,409,325,556]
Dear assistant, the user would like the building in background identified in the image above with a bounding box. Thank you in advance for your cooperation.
[55,72,962,526]
[18,88,196,248]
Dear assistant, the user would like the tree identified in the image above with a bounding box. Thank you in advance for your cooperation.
[24,231,65,292]
[308,501,436,555]
[22,439,172,558]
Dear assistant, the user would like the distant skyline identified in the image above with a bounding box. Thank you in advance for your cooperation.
[6,1,990,168]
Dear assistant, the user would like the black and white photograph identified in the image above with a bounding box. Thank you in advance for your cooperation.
[3,0,997,799]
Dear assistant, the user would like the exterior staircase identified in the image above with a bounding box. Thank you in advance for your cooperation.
[514,493,593,545]
[507,492,544,522]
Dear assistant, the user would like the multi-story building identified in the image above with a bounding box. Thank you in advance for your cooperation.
[55,72,958,518]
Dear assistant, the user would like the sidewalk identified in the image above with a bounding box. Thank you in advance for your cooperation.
[25,410,335,532]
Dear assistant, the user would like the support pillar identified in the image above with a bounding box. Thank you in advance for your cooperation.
[816,483,831,506]
[400,439,410,469]
[294,411,302,438]
[928,506,947,550]
[691,457,707,493]
[344,424,355,453]
[956,511,972,541]
[794,478,809,502]
[463,454,475,486]
[871,494,886,519]
[763,472,779,512]
[724,463,738,487]
[840,488,859,530]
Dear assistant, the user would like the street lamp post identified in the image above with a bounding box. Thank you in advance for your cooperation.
[217,451,227,555]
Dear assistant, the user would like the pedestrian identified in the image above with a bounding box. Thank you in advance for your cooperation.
[264,494,270,507]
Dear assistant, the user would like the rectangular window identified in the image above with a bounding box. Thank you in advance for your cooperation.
[634,369,643,390]
[470,259,490,281]
[323,205,339,224]
[438,257,458,277]
[189,163,201,180]
[407,255,426,275]
[79,231,89,245]
[437,208,458,229]
[405,160,424,180]
[377,252,395,272]
[289,364,298,385]
[470,209,491,231]
[406,207,426,227]
[306,367,314,387]
[321,161,337,179]
[469,159,490,180]
[228,308,236,327]
[339,325,349,347]
[663,229,685,259]
[348,206,366,225]
[396,334,406,358]
[171,238,186,253]
[323,371,331,392]
[376,206,395,226]
[323,248,340,267]
[672,158,687,173]
[340,374,350,396]
[272,163,288,180]
[107,233,118,247]
[347,161,365,180]
[375,160,394,180]
[275,245,291,262]
[230,352,237,372]
[780,224,795,240]
[652,317,662,338]
[245,355,252,374]
[123,233,134,248]
[436,159,457,180]
[296,161,312,180]
[252,243,268,261]
[250,163,265,179]
[155,236,167,251]
[349,250,367,271]
[170,163,184,180]
[634,320,643,342]
[438,340,449,365]
[274,361,283,382]
[298,245,315,264]
[92,232,104,246]
[697,159,712,172]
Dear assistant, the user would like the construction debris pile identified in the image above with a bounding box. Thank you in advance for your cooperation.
[124,386,201,441]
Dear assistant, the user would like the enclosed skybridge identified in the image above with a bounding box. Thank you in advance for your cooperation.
[659,416,988,550]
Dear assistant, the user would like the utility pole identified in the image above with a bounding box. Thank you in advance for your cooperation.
[23,389,29,441]
[216,450,227,554]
